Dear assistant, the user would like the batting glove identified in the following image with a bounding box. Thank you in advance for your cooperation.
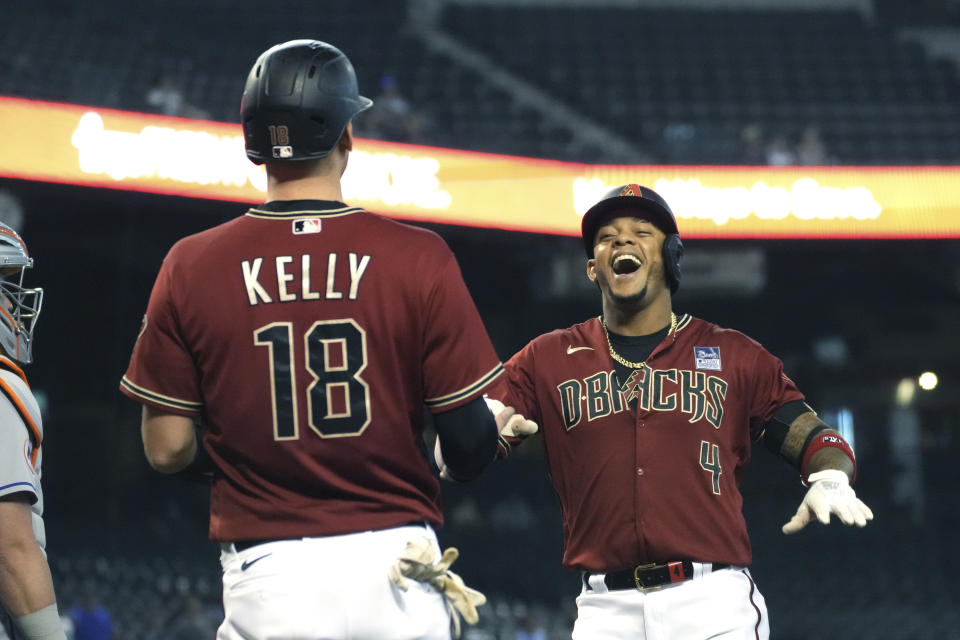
[485,396,538,462]
[388,536,486,638]
[782,469,874,534]
[485,396,539,440]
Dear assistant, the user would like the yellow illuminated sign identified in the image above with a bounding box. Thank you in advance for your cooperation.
[2,95,959,238]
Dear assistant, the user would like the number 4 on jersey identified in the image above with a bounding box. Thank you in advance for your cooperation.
[254,319,371,440]
[699,441,722,495]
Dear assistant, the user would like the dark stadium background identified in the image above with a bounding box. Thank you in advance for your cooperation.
[2,0,959,638]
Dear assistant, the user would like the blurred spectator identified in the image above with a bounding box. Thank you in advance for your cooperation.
[144,72,209,119]
[66,582,113,640]
[449,496,486,530]
[164,596,219,640]
[489,493,536,532]
[765,132,797,166]
[739,124,766,165]
[361,74,425,142]
[513,613,547,640]
[796,126,832,165]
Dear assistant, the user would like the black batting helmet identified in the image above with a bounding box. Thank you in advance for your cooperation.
[581,184,684,293]
[241,39,373,164]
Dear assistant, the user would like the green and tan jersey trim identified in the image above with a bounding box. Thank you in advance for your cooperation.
[245,205,364,220]
[120,375,203,414]
[424,363,505,409]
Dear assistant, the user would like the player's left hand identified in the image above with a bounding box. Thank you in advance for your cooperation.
[388,536,486,638]
[782,469,874,534]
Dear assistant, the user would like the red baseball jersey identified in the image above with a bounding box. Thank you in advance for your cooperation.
[489,313,803,572]
[121,200,503,541]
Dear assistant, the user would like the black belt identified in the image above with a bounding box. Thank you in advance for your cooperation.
[585,561,730,591]
[232,522,430,552]
[234,539,280,552]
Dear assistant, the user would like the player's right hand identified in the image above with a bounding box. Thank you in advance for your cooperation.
[485,396,539,439]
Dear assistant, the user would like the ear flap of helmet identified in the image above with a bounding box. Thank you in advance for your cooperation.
[662,234,684,294]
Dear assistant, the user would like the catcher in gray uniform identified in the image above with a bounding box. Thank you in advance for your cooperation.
[0,222,65,640]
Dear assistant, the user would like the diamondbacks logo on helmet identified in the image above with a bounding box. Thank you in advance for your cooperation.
[620,184,643,198]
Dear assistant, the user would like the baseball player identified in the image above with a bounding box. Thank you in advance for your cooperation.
[119,40,520,639]
[483,184,874,639]
[0,224,66,640]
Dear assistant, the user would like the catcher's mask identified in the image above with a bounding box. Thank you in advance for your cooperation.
[0,223,43,363]
[581,184,684,294]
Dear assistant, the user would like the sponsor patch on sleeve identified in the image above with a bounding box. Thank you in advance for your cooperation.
[694,346,722,371]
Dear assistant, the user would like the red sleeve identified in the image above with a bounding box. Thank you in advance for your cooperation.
[119,248,203,416]
[421,250,503,413]
[497,343,541,425]
[747,345,804,427]
[485,340,541,456]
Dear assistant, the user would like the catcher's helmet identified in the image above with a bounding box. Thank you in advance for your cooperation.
[241,39,373,164]
[0,223,43,363]
[581,184,684,293]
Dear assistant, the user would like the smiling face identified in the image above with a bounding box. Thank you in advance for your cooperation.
[586,213,669,311]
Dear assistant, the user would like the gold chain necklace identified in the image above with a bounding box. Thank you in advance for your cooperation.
[601,312,677,369]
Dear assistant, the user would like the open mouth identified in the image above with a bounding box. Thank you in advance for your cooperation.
[612,254,642,276]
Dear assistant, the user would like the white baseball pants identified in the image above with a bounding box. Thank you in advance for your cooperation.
[216,523,452,640]
[573,566,769,640]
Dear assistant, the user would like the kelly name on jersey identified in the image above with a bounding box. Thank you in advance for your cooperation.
[558,365,728,431]
[240,252,372,305]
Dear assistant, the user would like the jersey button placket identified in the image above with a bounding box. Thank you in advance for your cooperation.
[634,412,648,546]
[637,418,643,477]
[636,415,645,477]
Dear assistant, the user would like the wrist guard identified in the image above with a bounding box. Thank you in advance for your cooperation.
[801,432,856,484]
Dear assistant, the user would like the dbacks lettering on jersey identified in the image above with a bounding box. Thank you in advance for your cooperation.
[557,366,729,431]
[241,252,371,306]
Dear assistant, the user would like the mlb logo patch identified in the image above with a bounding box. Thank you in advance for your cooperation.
[694,346,722,371]
[293,218,322,235]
